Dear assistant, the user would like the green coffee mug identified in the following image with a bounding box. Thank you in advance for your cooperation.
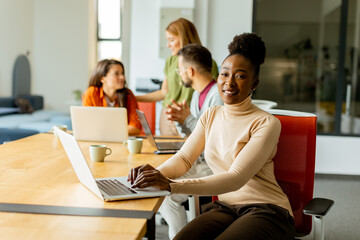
[123,138,143,154]
[89,145,112,162]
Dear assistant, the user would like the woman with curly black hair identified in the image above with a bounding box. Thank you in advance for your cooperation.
[128,33,295,239]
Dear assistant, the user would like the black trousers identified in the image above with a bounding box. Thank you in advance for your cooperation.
[174,201,295,240]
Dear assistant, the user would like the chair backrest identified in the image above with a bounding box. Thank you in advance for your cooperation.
[138,102,156,134]
[268,109,317,235]
[252,99,278,110]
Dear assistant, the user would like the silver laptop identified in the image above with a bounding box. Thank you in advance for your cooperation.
[70,106,128,142]
[136,109,184,151]
[54,127,170,201]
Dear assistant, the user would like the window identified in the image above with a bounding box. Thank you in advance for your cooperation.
[97,0,122,60]
[254,0,360,136]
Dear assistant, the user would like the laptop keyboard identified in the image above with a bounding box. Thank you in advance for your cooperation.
[96,179,136,196]
[157,141,184,150]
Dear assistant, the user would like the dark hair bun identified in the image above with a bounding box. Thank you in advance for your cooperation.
[228,33,266,66]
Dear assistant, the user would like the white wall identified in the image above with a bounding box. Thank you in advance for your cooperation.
[207,0,253,66]
[128,0,253,91]
[33,0,95,113]
[0,0,95,113]
[0,0,34,96]
[128,0,165,91]
[316,136,360,175]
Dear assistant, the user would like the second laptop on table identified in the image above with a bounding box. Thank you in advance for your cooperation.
[71,106,128,142]
[136,109,184,152]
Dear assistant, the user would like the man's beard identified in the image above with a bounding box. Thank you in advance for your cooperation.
[182,76,193,88]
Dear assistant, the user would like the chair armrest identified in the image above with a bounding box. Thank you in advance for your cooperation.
[303,197,334,217]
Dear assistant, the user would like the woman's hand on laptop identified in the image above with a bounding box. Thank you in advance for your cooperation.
[128,164,154,184]
[128,164,172,191]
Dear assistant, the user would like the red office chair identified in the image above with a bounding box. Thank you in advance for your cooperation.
[211,109,334,240]
[138,102,156,135]
[268,109,334,240]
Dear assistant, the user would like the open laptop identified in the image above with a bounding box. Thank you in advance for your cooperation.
[136,109,184,151]
[70,106,128,142]
[54,127,170,201]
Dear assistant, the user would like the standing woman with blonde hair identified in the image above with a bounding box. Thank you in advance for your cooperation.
[136,18,219,136]
[83,59,141,136]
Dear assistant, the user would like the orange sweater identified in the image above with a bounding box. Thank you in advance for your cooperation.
[82,86,141,129]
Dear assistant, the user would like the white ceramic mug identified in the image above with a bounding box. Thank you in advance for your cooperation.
[89,145,112,162]
[123,138,143,154]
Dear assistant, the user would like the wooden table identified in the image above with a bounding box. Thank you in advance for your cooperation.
[0,133,174,240]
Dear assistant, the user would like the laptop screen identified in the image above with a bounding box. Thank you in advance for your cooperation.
[71,106,128,142]
[136,109,157,148]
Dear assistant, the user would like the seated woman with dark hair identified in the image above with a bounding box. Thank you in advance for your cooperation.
[128,33,295,239]
[83,59,141,135]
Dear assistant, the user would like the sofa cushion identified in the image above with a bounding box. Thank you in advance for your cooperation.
[0,97,16,108]
[0,107,20,116]
[0,110,71,130]
[50,116,72,130]
[0,95,43,110]
[18,95,44,110]
[19,121,61,133]
[0,128,39,143]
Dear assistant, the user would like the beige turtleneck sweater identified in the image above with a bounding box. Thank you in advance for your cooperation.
[158,95,293,216]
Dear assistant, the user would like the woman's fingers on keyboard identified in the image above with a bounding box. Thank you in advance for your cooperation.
[128,165,143,184]
[131,170,156,188]
[131,169,170,191]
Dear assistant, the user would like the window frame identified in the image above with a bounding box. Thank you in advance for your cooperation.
[96,0,122,60]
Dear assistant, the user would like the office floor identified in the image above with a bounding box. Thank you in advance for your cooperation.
[155,174,360,240]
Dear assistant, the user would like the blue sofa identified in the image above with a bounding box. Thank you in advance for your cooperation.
[0,95,72,143]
